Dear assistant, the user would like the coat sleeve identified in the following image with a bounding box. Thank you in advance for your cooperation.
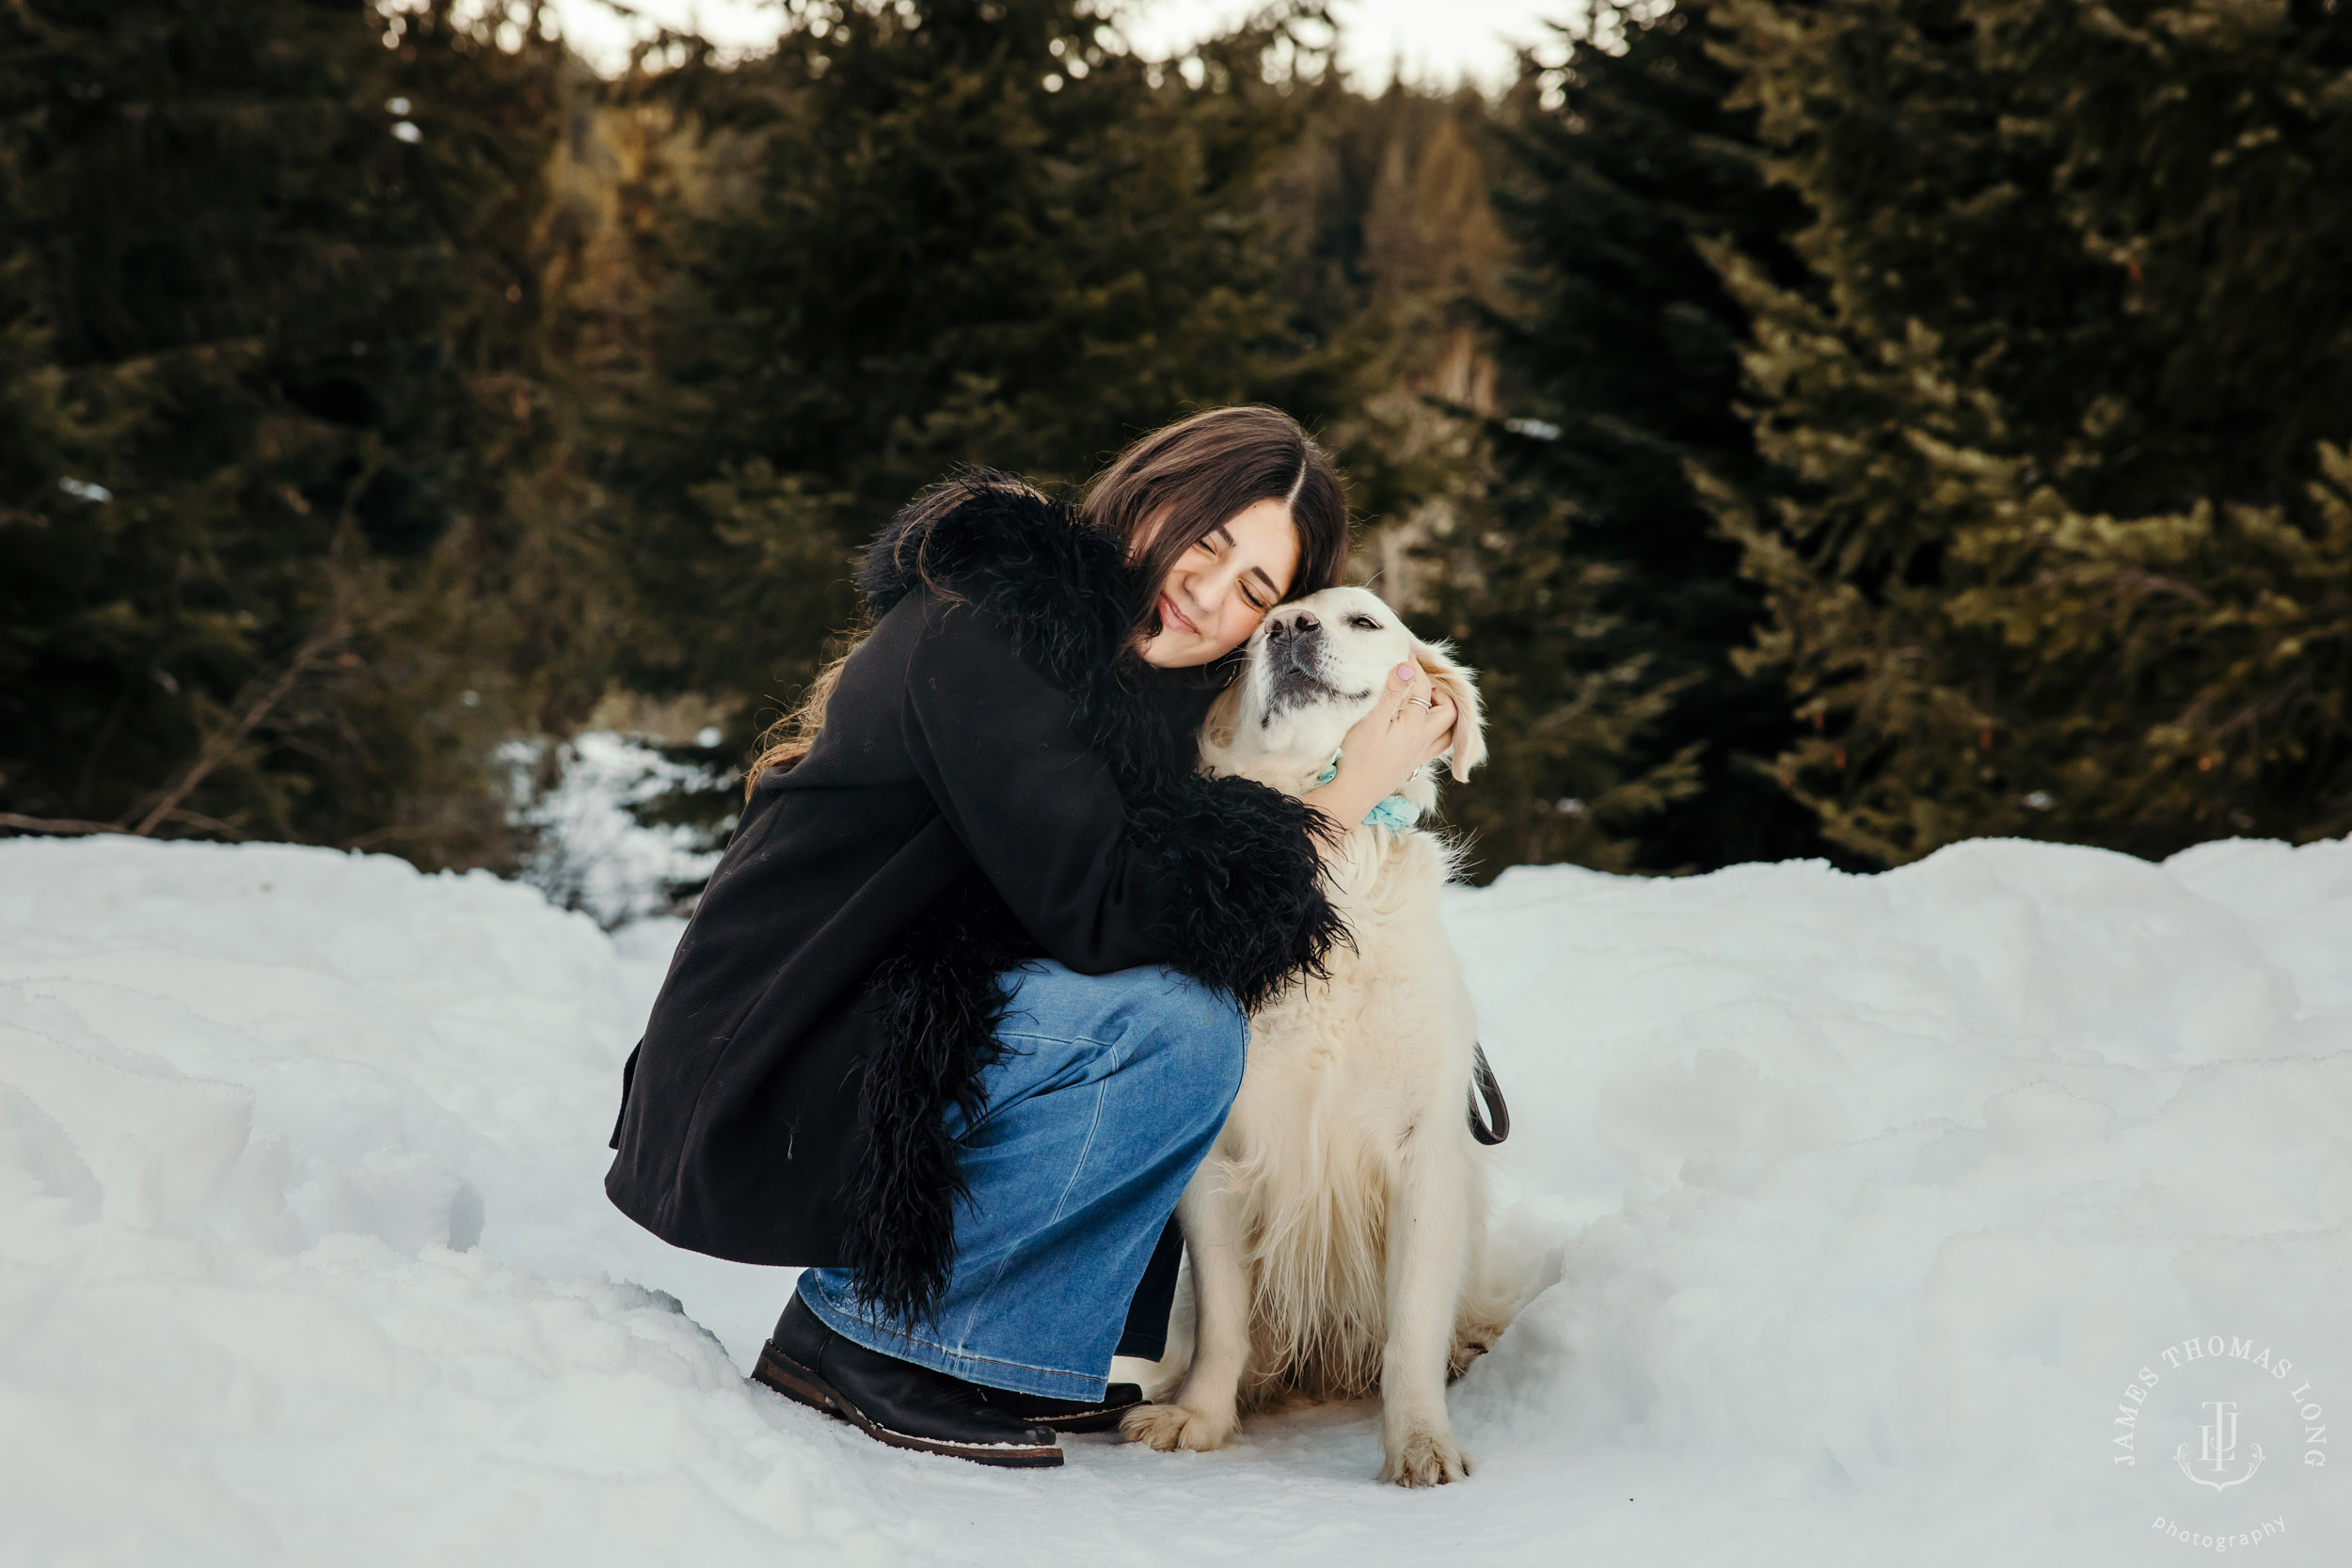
[898,594,1343,1009]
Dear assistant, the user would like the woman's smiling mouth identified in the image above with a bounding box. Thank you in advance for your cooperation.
[1159,593,1200,638]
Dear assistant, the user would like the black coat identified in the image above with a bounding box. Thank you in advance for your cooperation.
[604,476,1344,1323]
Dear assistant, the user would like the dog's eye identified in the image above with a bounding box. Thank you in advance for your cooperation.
[1349,615,1380,630]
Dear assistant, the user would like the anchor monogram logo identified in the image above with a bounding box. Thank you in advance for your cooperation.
[2113,1333,2330,1550]
[2175,1399,2265,1492]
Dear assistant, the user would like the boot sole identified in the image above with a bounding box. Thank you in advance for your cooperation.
[752,1342,1065,1469]
[1020,1402,1141,1433]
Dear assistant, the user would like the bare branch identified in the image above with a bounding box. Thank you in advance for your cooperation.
[126,615,352,837]
[0,812,134,837]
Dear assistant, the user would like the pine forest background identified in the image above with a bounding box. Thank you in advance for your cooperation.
[6,0,2348,902]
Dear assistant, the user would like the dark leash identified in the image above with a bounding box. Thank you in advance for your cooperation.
[1467,1042,1510,1146]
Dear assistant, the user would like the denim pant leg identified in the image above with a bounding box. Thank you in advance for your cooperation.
[798,958,1247,1401]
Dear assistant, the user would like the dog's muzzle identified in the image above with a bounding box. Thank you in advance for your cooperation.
[1259,610,1336,720]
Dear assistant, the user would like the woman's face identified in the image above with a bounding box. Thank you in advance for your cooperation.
[1136,498,1304,669]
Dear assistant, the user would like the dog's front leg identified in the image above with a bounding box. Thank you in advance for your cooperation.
[1379,1138,1473,1485]
[1120,1164,1248,1453]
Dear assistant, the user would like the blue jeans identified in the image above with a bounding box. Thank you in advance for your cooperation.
[798,958,1247,1401]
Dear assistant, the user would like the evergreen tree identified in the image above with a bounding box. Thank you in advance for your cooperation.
[0,2,585,862]
[1252,81,1511,546]
[1976,0,2352,515]
[1709,0,2352,863]
[1958,0,2352,845]
[1429,1,1831,876]
[592,0,1369,791]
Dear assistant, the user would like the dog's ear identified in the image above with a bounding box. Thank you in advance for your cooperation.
[1414,639,1486,784]
[1197,680,1245,773]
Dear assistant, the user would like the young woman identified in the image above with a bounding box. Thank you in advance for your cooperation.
[605,405,1460,1467]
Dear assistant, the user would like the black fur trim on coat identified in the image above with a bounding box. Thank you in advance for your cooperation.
[836,878,1038,1328]
[835,473,1347,1326]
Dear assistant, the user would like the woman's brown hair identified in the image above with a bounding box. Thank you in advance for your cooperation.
[1083,404,1350,642]
[747,405,1350,793]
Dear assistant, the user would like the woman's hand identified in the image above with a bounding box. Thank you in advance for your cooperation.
[1300,661,1458,830]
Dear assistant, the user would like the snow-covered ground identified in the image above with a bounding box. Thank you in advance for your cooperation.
[2,832,2345,1564]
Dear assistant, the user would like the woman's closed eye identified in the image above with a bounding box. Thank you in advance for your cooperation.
[1199,534,1271,613]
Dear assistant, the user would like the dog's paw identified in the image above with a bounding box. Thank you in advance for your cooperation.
[1445,1334,1494,1384]
[1380,1427,1472,1487]
[1120,1401,1237,1453]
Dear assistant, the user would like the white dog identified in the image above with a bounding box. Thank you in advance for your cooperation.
[1120,585,1520,1486]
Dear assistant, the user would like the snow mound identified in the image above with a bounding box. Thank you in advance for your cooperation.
[1,833,2346,1564]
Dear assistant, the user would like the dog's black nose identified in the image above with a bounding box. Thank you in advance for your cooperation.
[1267,609,1320,641]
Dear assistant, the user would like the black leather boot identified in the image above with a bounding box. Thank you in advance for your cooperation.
[753,1292,1063,1467]
[983,1382,1144,1433]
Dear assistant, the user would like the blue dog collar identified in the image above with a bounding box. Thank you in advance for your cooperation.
[1313,751,1422,831]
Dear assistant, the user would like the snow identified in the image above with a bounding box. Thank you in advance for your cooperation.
[504,731,725,929]
[2,831,2346,1563]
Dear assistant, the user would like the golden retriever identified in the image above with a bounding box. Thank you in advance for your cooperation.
[1120,585,1520,1486]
